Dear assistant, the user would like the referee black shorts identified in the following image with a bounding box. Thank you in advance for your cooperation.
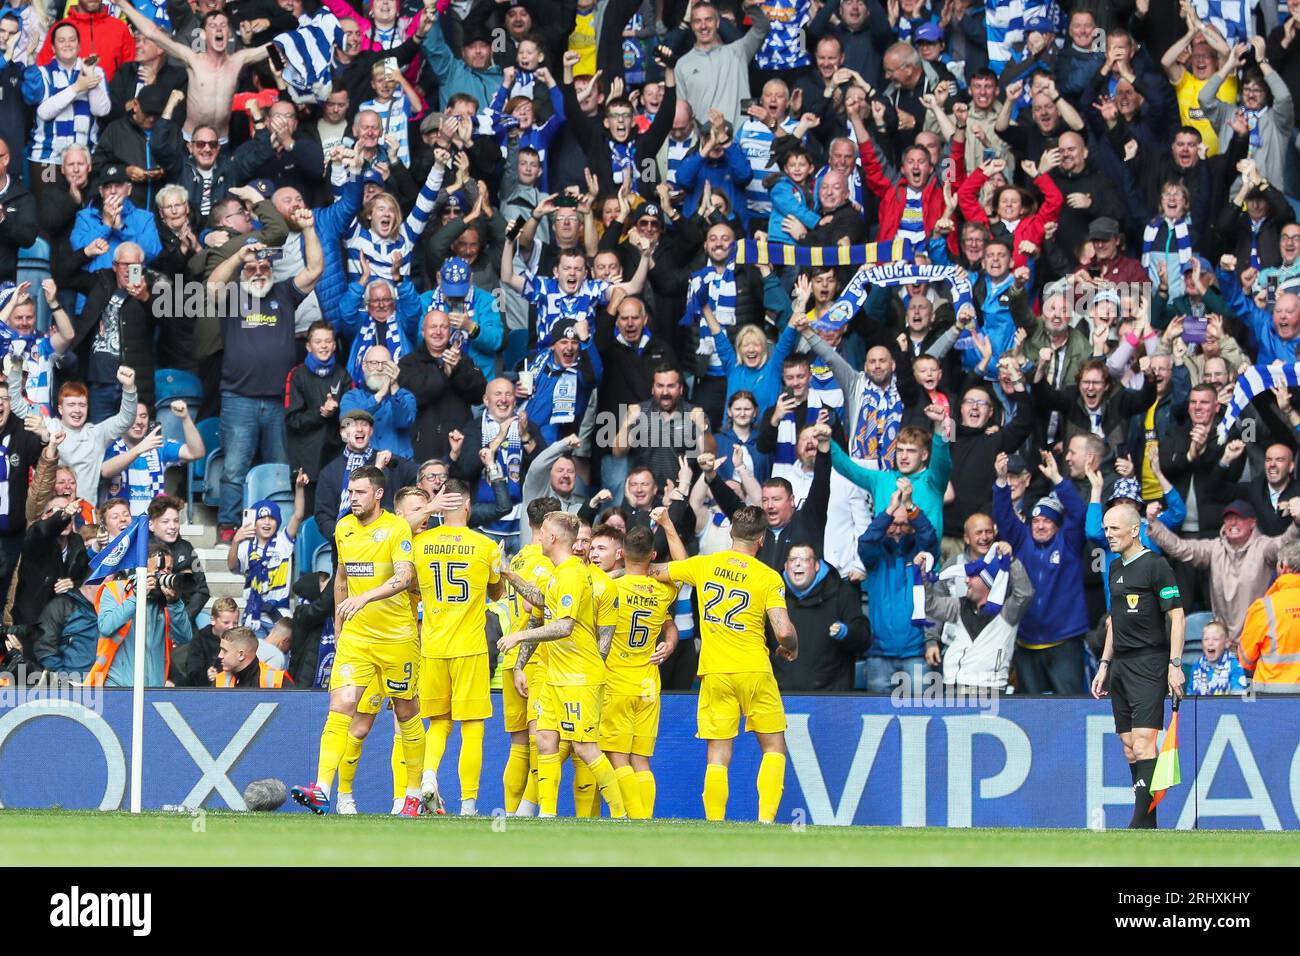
[1108,652,1168,734]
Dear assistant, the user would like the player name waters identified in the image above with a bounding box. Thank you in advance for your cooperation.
[1118,893,1251,906]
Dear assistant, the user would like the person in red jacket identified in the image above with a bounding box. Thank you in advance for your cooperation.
[37,0,136,81]
[957,152,1064,270]
[849,97,965,248]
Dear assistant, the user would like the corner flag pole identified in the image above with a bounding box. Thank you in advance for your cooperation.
[129,563,148,814]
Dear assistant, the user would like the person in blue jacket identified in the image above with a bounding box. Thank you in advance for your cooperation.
[766,144,822,246]
[992,448,1089,695]
[858,477,938,693]
[418,256,503,380]
[338,271,421,385]
[1216,253,1300,364]
[340,346,417,460]
[675,119,754,228]
[71,164,162,270]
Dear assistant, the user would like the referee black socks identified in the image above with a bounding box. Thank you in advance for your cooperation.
[1128,758,1158,830]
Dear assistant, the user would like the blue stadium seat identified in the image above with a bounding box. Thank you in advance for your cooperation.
[1183,610,1214,653]
[18,238,51,333]
[502,328,530,376]
[155,368,203,407]
[295,516,326,578]
[243,463,293,511]
[187,417,221,514]
[312,542,335,575]
[202,449,224,508]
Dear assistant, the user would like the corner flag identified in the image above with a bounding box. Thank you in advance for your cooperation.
[1149,698,1182,812]
[87,514,150,582]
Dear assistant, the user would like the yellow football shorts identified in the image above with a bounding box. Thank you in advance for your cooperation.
[538,683,604,742]
[696,672,786,739]
[501,665,529,733]
[599,691,660,756]
[355,676,385,715]
[418,653,493,720]
[329,636,420,701]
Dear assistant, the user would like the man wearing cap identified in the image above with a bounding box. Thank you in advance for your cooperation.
[1075,216,1148,287]
[91,85,179,210]
[993,449,1089,694]
[421,7,504,110]
[417,256,503,380]
[1148,497,1300,641]
[314,407,417,542]
[70,164,163,271]
[912,22,960,86]
[520,315,602,447]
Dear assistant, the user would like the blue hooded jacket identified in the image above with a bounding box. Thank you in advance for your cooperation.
[858,507,938,658]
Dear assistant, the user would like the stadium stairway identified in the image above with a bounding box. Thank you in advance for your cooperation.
[183,504,246,617]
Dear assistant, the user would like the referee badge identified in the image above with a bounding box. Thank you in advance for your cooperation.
[1126,594,1140,610]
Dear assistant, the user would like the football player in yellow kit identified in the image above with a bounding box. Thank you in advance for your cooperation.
[500,497,561,816]
[497,512,626,819]
[652,505,798,823]
[410,478,505,816]
[599,523,679,818]
[292,467,425,816]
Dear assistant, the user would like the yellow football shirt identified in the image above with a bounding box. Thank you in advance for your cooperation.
[335,510,417,643]
[413,524,502,658]
[1175,71,1237,157]
[503,544,554,668]
[608,574,678,696]
[569,11,596,76]
[543,555,603,686]
[590,564,620,632]
[668,550,786,675]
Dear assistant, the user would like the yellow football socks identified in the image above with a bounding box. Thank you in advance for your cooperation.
[337,733,364,795]
[424,716,452,774]
[521,737,539,806]
[586,754,626,818]
[397,715,426,792]
[459,719,485,800]
[757,753,786,823]
[636,770,656,818]
[572,757,599,817]
[503,743,530,812]
[537,751,563,816]
[389,730,405,801]
[703,763,729,821]
[315,711,351,798]
[614,764,645,819]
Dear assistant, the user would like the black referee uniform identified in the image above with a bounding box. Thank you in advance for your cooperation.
[1106,548,1182,828]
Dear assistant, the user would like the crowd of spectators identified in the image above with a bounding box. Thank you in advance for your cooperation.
[2,0,1300,696]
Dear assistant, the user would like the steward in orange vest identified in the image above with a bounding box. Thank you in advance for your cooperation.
[215,625,292,688]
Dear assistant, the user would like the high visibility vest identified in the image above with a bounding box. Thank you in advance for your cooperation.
[85,580,172,687]
[215,660,287,688]
[1240,574,1300,690]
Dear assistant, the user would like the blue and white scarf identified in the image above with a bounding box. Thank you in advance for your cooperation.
[609,139,636,186]
[0,434,8,533]
[339,447,374,517]
[510,69,537,101]
[684,264,737,375]
[273,8,343,104]
[305,352,336,377]
[911,563,929,627]
[1250,217,1264,270]
[538,353,580,425]
[817,261,975,333]
[984,0,1026,74]
[1142,217,1192,274]
[809,359,843,416]
[479,411,522,536]
[313,614,336,688]
[1198,0,1255,43]
[351,315,404,383]
[851,377,903,467]
[1218,362,1300,441]
[897,187,927,250]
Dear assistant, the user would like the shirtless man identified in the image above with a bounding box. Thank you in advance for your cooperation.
[117,1,269,142]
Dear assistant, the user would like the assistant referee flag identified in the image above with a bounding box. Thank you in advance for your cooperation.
[1149,699,1182,812]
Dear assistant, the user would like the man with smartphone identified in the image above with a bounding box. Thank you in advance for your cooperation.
[91,85,176,210]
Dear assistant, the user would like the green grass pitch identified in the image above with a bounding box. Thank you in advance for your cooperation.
[2,811,1297,866]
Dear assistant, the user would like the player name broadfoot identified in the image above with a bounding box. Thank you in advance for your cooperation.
[49,886,152,936]
[425,543,475,555]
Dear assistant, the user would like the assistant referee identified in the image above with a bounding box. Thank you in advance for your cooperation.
[1093,502,1186,830]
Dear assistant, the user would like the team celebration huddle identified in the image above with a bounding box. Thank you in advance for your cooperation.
[291,468,795,820]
